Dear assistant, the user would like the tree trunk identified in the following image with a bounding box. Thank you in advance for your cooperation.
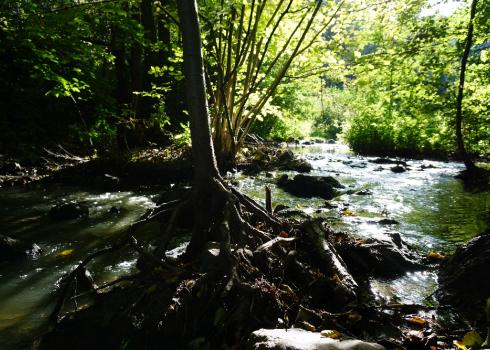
[176,0,220,184]
[130,42,143,117]
[177,0,223,258]
[140,0,157,120]
[111,25,131,150]
[455,0,478,172]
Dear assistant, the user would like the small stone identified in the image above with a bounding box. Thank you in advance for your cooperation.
[0,234,41,262]
[378,218,399,225]
[109,206,121,215]
[390,165,406,173]
[356,190,372,196]
[49,202,89,220]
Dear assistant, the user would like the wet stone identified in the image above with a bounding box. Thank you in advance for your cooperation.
[109,206,121,215]
[49,201,89,220]
[437,229,490,326]
[356,190,372,196]
[0,234,41,262]
[390,165,407,173]
[377,218,399,225]
[246,328,385,350]
[337,234,424,279]
[369,158,407,166]
[277,174,343,200]
[274,204,290,213]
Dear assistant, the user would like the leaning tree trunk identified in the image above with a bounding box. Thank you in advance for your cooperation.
[455,0,478,172]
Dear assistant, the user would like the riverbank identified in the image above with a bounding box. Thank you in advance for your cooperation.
[3,140,488,190]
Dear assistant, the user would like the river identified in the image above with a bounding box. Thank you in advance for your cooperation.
[0,143,488,348]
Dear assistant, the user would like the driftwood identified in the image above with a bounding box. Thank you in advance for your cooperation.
[301,219,358,308]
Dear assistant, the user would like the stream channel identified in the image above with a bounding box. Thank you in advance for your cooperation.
[0,143,488,348]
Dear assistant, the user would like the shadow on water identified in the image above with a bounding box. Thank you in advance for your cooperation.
[0,185,158,348]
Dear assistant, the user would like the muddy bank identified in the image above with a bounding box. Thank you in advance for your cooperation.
[1,144,313,190]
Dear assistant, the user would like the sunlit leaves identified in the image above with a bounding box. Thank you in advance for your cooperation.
[318,0,489,157]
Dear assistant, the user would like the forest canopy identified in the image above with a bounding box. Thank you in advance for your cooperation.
[0,0,488,161]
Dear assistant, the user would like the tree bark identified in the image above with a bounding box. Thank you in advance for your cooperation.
[176,0,220,184]
[111,24,130,150]
[140,0,157,119]
[455,0,478,171]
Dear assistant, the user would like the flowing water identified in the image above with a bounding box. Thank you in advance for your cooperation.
[0,143,488,348]
[234,143,489,305]
[0,188,158,348]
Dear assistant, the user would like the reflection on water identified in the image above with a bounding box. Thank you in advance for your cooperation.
[370,271,438,305]
[0,186,156,348]
[236,143,489,305]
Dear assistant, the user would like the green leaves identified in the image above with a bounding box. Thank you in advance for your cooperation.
[316,0,489,158]
[462,330,483,347]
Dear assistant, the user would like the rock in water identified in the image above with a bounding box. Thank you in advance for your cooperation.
[377,218,399,225]
[277,174,343,200]
[336,234,424,279]
[0,234,41,262]
[390,165,406,173]
[246,328,385,350]
[49,202,89,220]
[437,229,490,326]
[369,158,407,166]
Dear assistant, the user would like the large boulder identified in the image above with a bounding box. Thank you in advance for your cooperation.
[436,230,490,325]
[278,174,343,200]
[246,328,385,350]
[336,233,424,279]
[277,150,313,173]
[0,234,41,262]
[49,202,89,220]
[240,148,312,175]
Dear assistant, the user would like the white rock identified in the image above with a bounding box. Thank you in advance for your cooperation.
[247,328,385,350]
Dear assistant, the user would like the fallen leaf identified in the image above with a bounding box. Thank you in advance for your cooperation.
[463,330,483,347]
[405,316,427,327]
[58,249,74,257]
[427,251,445,261]
[321,329,342,339]
[347,311,362,322]
[454,340,467,350]
[341,209,356,216]
[278,231,289,238]
[184,279,195,288]
[300,321,316,332]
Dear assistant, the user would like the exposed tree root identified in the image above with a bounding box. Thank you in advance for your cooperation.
[43,178,449,349]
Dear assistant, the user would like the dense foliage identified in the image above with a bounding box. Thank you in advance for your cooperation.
[0,0,184,153]
[0,0,488,161]
[315,0,490,158]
